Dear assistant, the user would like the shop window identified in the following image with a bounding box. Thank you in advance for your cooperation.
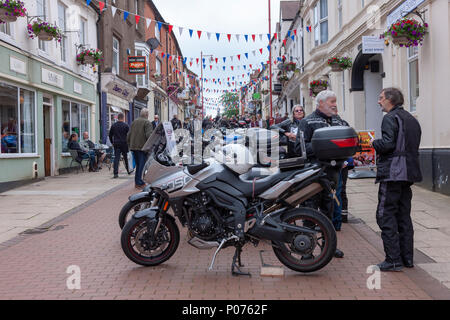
[61,100,89,152]
[408,46,419,113]
[0,82,36,155]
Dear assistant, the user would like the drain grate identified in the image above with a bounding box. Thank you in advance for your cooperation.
[20,225,67,235]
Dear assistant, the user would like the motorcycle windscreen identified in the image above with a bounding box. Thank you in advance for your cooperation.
[142,122,166,154]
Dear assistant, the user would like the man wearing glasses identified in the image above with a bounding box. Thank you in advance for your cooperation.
[370,88,422,272]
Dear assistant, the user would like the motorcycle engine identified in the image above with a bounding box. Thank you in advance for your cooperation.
[186,193,225,241]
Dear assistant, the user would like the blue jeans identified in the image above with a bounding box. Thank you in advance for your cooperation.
[332,171,343,231]
[82,150,96,170]
[132,150,147,186]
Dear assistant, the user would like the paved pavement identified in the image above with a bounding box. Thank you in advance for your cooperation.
[0,170,449,300]
[347,177,450,290]
[0,165,133,245]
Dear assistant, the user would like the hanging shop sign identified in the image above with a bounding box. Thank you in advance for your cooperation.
[362,36,385,54]
[128,56,146,75]
[387,0,425,26]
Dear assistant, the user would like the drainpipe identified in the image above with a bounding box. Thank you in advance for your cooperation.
[300,17,305,107]
[90,2,103,143]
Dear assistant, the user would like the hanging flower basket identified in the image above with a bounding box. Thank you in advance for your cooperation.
[76,49,103,65]
[0,1,27,23]
[261,89,269,95]
[327,57,352,72]
[277,74,289,82]
[284,61,296,72]
[381,18,428,48]
[309,80,328,96]
[27,20,62,43]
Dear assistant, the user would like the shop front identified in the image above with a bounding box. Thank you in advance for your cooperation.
[0,44,98,186]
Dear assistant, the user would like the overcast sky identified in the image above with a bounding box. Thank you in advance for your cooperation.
[152,0,283,115]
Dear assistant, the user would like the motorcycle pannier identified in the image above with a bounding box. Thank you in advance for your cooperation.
[311,126,359,160]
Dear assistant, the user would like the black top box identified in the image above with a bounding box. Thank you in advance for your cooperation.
[311,126,359,160]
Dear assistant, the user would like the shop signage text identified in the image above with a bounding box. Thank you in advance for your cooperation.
[42,68,64,89]
[362,36,385,54]
[387,0,425,26]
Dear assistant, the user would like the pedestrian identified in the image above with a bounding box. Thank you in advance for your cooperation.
[370,87,422,272]
[127,108,153,189]
[68,133,97,172]
[171,114,182,130]
[295,90,349,258]
[257,114,264,128]
[151,114,160,130]
[263,115,270,129]
[272,104,305,158]
[109,113,133,179]
[250,115,259,127]
[81,131,106,169]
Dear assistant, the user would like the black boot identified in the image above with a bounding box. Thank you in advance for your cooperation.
[377,260,403,271]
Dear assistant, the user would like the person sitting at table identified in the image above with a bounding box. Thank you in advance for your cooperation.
[68,133,98,172]
[81,131,106,169]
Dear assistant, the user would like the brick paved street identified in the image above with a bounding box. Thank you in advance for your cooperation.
[0,181,448,300]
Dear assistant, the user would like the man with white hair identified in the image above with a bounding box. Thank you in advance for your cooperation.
[295,90,350,259]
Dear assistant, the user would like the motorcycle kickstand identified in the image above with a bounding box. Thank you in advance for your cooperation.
[209,235,239,271]
[231,245,251,277]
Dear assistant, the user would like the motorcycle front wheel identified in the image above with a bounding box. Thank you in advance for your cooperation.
[118,197,152,229]
[121,217,180,266]
[272,207,337,273]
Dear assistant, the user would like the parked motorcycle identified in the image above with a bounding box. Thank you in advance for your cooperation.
[120,122,358,275]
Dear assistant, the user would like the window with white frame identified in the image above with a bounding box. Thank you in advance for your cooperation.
[61,100,89,153]
[79,18,87,45]
[408,46,419,112]
[58,2,67,62]
[36,0,47,52]
[314,0,328,46]
[338,0,343,30]
[0,82,36,155]
[112,36,120,74]
[135,48,149,87]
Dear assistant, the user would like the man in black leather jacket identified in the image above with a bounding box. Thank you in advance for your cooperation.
[294,90,348,258]
[370,88,422,272]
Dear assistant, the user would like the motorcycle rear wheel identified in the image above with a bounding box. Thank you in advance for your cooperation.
[121,217,180,266]
[272,207,337,273]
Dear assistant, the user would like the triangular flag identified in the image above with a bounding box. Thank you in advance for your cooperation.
[86,0,91,6]
[168,24,173,34]
[252,50,256,56]
[287,30,291,38]
[267,34,271,41]
[223,57,226,63]
[197,30,202,39]
[259,34,263,41]
[227,34,231,42]
[146,18,151,29]
[237,54,241,60]
[216,33,220,41]
[294,30,297,36]
[179,27,184,36]
[291,35,295,41]
[196,58,199,64]
[189,29,193,37]
[283,39,287,46]
[267,45,271,52]
[157,21,162,31]
[123,11,129,21]
[235,34,240,42]
[259,48,263,54]
[274,33,278,40]
[245,53,248,59]
[244,35,248,42]
[207,32,211,40]
[99,1,105,12]
[252,34,256,42]
[135,15,140,25]
[215,58,218,64]
[111,6,117,18]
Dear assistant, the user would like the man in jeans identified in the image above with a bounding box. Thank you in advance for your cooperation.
[371,88,422,272]
[127,108,153,189]
[109,113,132,178]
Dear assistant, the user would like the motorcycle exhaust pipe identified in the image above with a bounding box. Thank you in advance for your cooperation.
[187,236,220,250]
[285,182,323,207]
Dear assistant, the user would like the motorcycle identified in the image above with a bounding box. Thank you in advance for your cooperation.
[120,122,358,275]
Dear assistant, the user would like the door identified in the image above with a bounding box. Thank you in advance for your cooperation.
[363,55,384,139]
[43,96,53,176]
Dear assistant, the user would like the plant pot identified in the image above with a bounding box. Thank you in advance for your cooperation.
[391,36,410,46]
[330,64,344,72]
[312,86,326,94]
[83,55,95,65]
[0,8,18,23]
[37,30,54,41]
